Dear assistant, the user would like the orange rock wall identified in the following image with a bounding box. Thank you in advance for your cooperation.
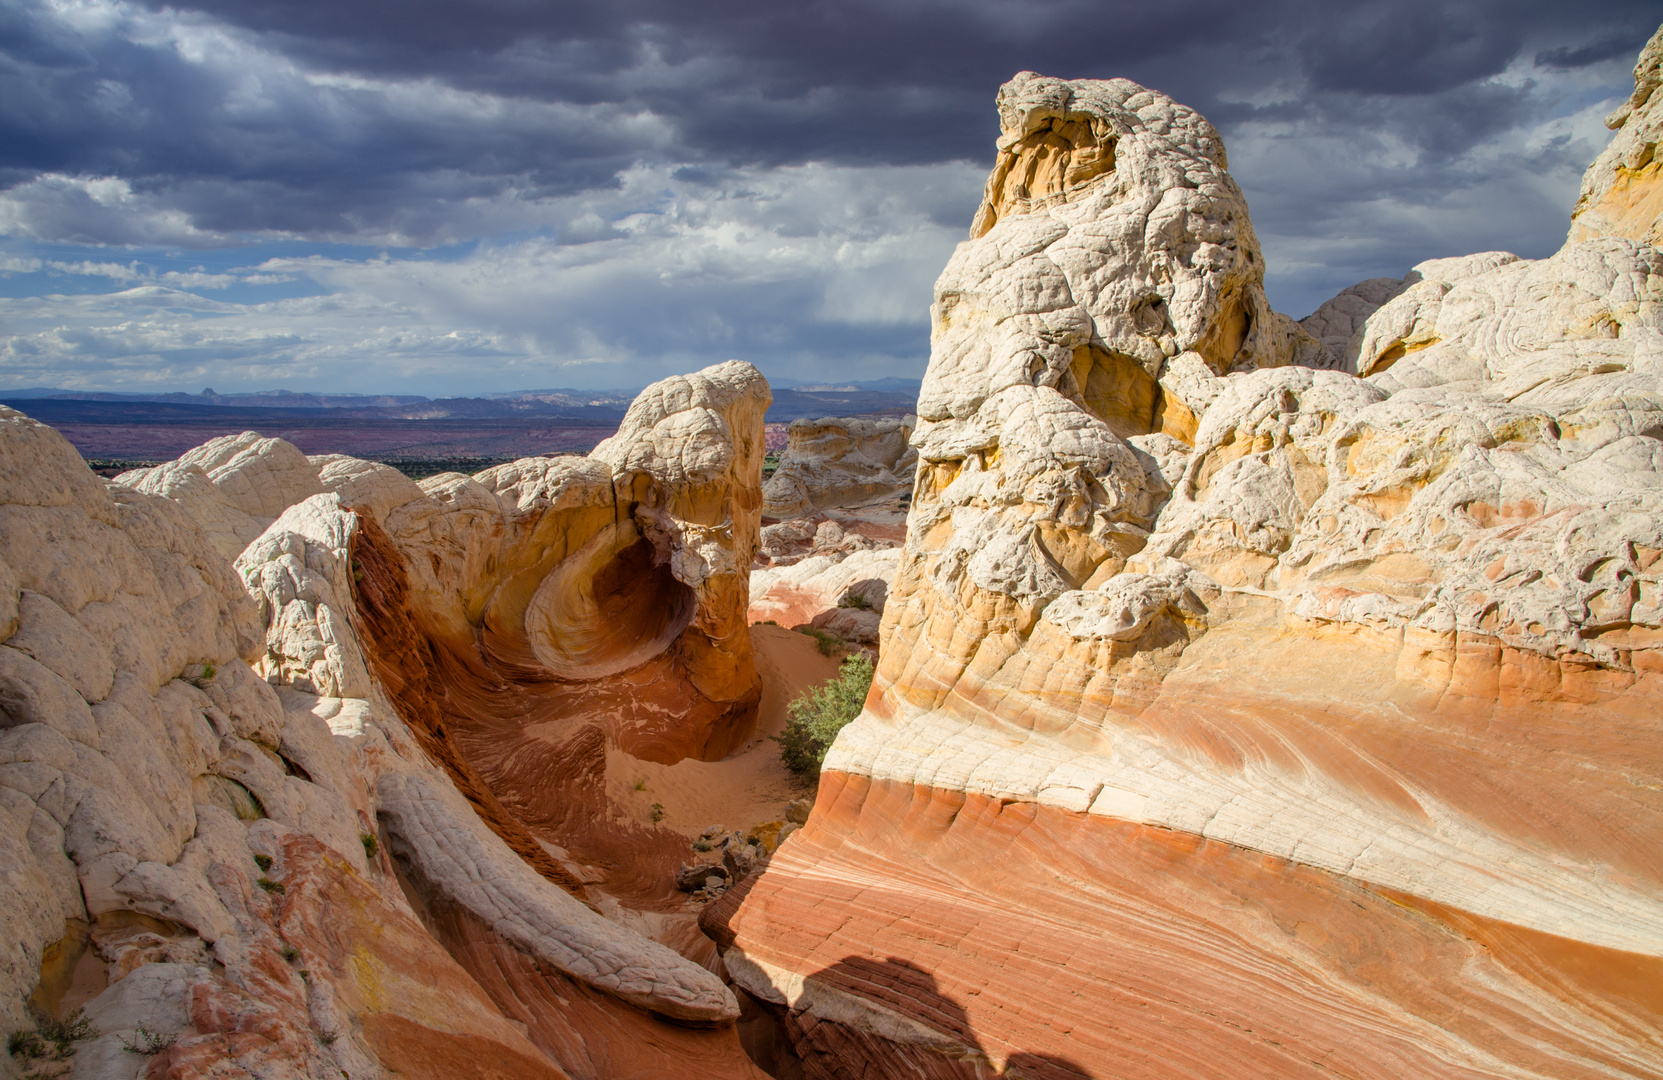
[712,774,1663,1080]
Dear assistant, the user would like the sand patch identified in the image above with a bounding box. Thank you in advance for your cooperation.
[606,624,838,837]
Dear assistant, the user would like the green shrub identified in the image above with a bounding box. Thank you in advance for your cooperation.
[774,654,874,777]
[12,1007,96,1061]
[360,833,379,859]
[39,1009,92,1052]
[8,1029,45,1059]
[121,1024,176,1056]
[836,590,871,610]
[798,627,843,656]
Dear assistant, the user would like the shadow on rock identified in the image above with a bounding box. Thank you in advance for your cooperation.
[734,952,1093,1080]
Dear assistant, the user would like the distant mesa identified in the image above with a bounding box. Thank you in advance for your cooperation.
[0,379,923,464]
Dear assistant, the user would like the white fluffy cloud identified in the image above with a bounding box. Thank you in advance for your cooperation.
[0,161,983,393]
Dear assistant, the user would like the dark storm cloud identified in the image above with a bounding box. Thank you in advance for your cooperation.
[1536,34,1653,70]
[116,0,1663,157]
[1,0,1660,392]
[4,0,1657,240]
[0,0,668,243]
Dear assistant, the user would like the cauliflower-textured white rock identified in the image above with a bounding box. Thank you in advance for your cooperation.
[716,54,1663,1080]
[120,432,325,560]
[1570,22,1663,247]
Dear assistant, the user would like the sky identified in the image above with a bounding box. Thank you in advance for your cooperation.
[0,0,1658,396]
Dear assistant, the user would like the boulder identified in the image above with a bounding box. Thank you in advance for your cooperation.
[763,416,917,520]
[676,861,729,892]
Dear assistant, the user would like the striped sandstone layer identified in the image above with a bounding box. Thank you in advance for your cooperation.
[709,58,1663,1080]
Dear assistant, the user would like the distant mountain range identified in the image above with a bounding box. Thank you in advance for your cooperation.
[0,378,921,423]
[0,379,921,462]
[0,386,634,417]
[782,377,921,393]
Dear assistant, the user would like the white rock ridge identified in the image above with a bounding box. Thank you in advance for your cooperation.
[0,363,774,1075]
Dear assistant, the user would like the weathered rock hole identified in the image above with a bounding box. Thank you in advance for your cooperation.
[526,523,696,680]
[1068,344,1159,439]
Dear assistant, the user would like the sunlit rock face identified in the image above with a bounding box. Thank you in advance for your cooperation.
[326,360,770,768]
[926,71,1322,453]
[1571,24,1663,248]
[710,63,1663,1080]
[0,361,774,1079]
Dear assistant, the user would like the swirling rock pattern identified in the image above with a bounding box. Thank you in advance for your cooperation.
[712,61,1663,1080]
[0,360,773,1078]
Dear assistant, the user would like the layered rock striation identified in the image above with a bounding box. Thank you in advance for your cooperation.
[1,362,773,1079]
[711,63,1663,1080]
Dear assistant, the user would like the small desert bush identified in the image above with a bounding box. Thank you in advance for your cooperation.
[121,1024,177,1056]
[11,1007,95,1062]
[836,589,871,610]
[775,654,874,777]
[798,627,843,656]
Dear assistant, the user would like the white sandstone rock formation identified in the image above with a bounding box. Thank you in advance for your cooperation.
[762,416,917,520]
[713,60,1663,1080]
[750,417,913,637]
[116,432,326,561]
[923,71,1321,452]
[836,69,1663,952]
[0,363,775,1078]
[1570,22,1663,247]
[748,547,900,643]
